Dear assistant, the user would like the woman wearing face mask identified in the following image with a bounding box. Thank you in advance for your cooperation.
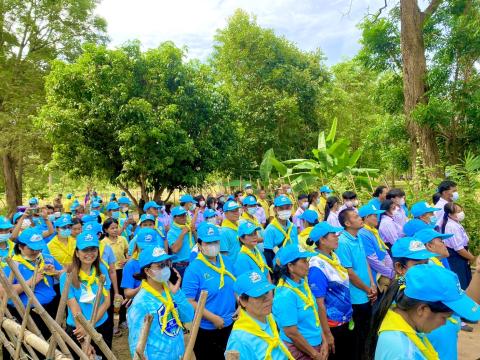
[48,214,76,267]
[2,228,62,360]
[183,223,237,360]
[434,180,459,223]
[207,196,223,225]
[298,210,319,252]
[378,200,403,247]
[294,194,310,233]
[308,192,322,219]
[324,196,341,228]
[156,201,171,232]
[240,195,265,251]
[226,270,294,359]
[339,191,359,213]
[168,206,195,278]
[193,195,206,229]
[60,231,112,359]
[273,244,328,360]
[127,245,194,360]
[234,221,271,281]
[102,218,129,335]
[10,206,54,241]
[0,216,15,267]
[386,188,408,228]
[441,202,475,292]
[106,201,121,221]
[369,264,480,360]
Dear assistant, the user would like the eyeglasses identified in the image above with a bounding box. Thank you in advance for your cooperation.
[150,261,172,270]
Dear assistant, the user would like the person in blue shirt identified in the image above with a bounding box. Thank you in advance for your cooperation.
[168,206,195,278]
[263,195,299,268]
[368,186,388,212]
[272,244,327,360]
[183,222,237,360]
[335,208,376,360]
[220,200,241,262]
[2,227,63,360]
[0,216,14,267]
[370,264,479,360]
[226,270,294,359]
[307,222,354,360]
[234,221,271,281]
[61,231,112,359]
[127,245,194,360]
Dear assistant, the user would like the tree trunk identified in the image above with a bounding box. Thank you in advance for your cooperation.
[2,152,22,215]
[400,0,441,173]
[116,182,140,210]
[153,187,164,203]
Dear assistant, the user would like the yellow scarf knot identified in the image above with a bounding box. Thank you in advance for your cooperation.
[12,254,50,286]
[78,266,109,297]
[197,252,236,289]
[240,246,272,273]
[277,278,320,327]
[270,218,293,248]
[315,252,348,280]
[364,224,389,252]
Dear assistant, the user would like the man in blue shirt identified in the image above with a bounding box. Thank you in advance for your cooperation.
[219,200,241,262]
[168,206,195,278]
[336,208,376,360]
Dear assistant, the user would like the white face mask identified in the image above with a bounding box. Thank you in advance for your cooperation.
[456,211,465,222]
[278,210,291,221]
[352,199,359,207]
[199,200,206,208]
[452,191,460,201]
[202,242,220,257]
[286,188,292,194]
[344,200,353,208]
[190,204,196,211]
[301,202,309,210]
[398,198,406,206]
[21,219,32,230]
[206,218,217,225]
[247,207,257,216]
[149,267,171,284]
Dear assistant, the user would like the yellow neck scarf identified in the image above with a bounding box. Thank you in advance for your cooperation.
[299,227,313,239]
[233,310,294,360]
[315,252,348,280]
[0,241,14,268]
[49,235,76,266]
[12,254,49,286]
[78,266,109,297]
[364,224,388,252]
[277,278,320,327]
[222,219,239,232]
[141,280,183,332]
[430,257,444,268]
[197,252,236,288]
[241,212,261,228]
[379,310,439,360]
[240,246,272,273]
[173,222,194,248]
[270,218,293,247]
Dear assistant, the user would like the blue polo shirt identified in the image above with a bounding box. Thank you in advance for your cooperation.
[182,255,236,330]
[358,227,387,281]
[225,312,288,360]
[336,231,371,304]
[263,221,298,250]
[375,330,430,359]
[167,223,194,263]
[272,277,322,347]
[219,226,240,263]
[5,254,62,306]
[427,315,461,360]
[121,258,141,290]
[233,247,269,278]
[61,264,111,328]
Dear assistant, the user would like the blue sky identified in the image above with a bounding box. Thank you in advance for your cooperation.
[96,0,390,65]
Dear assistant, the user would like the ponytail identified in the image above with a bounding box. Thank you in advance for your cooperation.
[324,196,339,221]
[441,202,458,234]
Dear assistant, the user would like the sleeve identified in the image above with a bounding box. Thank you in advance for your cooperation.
[367,253,394,279]
[335,241,353,268]
[375,331,415,360]
[103,245,116,265]
[263,227,275,249]
[308,267,328,298]
[172,289,195,323]
[359,232,375,257]
[100,264,112,291]
[379,221,399,245]
[182,264,200,300]
[167,228,179,246]
[53,258,63,271]
[225,332,255,360]
[273,290,298,328]
[219,229,231,253]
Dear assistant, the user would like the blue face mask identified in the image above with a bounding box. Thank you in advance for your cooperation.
[0,233,10,242]
[429,215,437,226]
[60,229,71,238]
[112,211,120,220]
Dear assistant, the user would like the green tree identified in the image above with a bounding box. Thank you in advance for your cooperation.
[39,41,238,206]
[0,0,106,214]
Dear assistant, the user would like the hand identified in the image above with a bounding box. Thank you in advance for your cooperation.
[33,271,44,285]
[41,208,49,220]
[73,325,86,341]
[211,314,224,329]
[119,259,128,267]
[168,268,181,294]
[368,287,377,303]
[114,293,124,302]
[324,331,335,354]
[181,227,190,235]
[319,342,329,360]
[43,264,55,274]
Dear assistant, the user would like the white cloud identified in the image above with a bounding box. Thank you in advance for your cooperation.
[96,0,389,64]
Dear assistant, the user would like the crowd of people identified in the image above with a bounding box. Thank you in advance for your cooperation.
[0,180,479,360]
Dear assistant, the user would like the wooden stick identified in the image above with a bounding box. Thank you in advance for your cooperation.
[183,290,208,360]
[14,258,41,359]
[82,274,105,353]
[4,307,39,360]
[74,313,117,360]
[132,314,153,360]
[46,272,73,359]
[5,258,88,360]
[0,327,16,358]
[0,271,15,324]
[225,350,240,360]
[1,318,70,360]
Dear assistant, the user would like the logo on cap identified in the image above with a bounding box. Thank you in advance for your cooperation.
[249,272,261,283]
[228,202,236,208]
[85,233,94,242]
[85,224,93,231]
[145,234,153,242]
[152,247,166,257]
[409,240,426,252]
[207,227,214,235]
[62,217,68,223]
[30,234,42,243]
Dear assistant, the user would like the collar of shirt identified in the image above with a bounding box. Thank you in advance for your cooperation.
[341,230,358,242]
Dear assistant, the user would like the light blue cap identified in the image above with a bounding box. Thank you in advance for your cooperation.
[223,200,240,212]
[66,193,73,199]
[70,203,80,211]
[242,195,257,206]
[197,223,221,243]
[410,201,440,218]
[299,210,319,224]
[243,183,253,189]
[391,237,436,260]
[180,194,197,204]
[0,216,14,230]
[238,221,261,237]
[136,228,161,250]
[106,202,120,211]
[273,195,292,207]
[234,271,275,297]
[118,196,131,205]
[415,228,453,244]
[83,221,102,234]
[403,219,433,237]
[358,204,385,218]
[139,245,173,269]
[143,201,160,212]
[28,198,39,206]
[309,222,343,242]
[54,214,72,228]
[203,209,216,219]
[139,213,156,223]
[171,206,187,217]
[18,228,45,250]
[320,186,333,193]
[275,244,316,266]
[91,201,101,208]
[13,212,24,224]
[405,264,480,321]
[76,231,99,250]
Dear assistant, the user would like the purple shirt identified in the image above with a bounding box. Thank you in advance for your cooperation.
[194,209,205,229]
[293,208,305,232]
[327,211,341,228]
[444,218,469,251]
[255,206,266,225]
[157,212,171,229]
[379,215,403,245]
[338,205,358,214]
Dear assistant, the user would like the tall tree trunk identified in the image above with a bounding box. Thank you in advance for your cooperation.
[400,0,441,173]
[116,182,140,210]
[153,186,164,203]
[2,152,21,215]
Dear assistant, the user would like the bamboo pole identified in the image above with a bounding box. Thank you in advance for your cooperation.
[0,271,15,323]
[46,272,73,360]
[4,307,39,360]
[225,350,240,360]
[5,258,88,360]
[74,313,117,360]
[183,290,208,360]
[0,327,16,358]
[1,318,70,360]
[132,314,153,360]
[14,258,41,359]
[82,274,105,353]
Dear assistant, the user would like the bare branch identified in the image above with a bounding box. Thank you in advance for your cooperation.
[422,0,443,22]
[364,0,389,23]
